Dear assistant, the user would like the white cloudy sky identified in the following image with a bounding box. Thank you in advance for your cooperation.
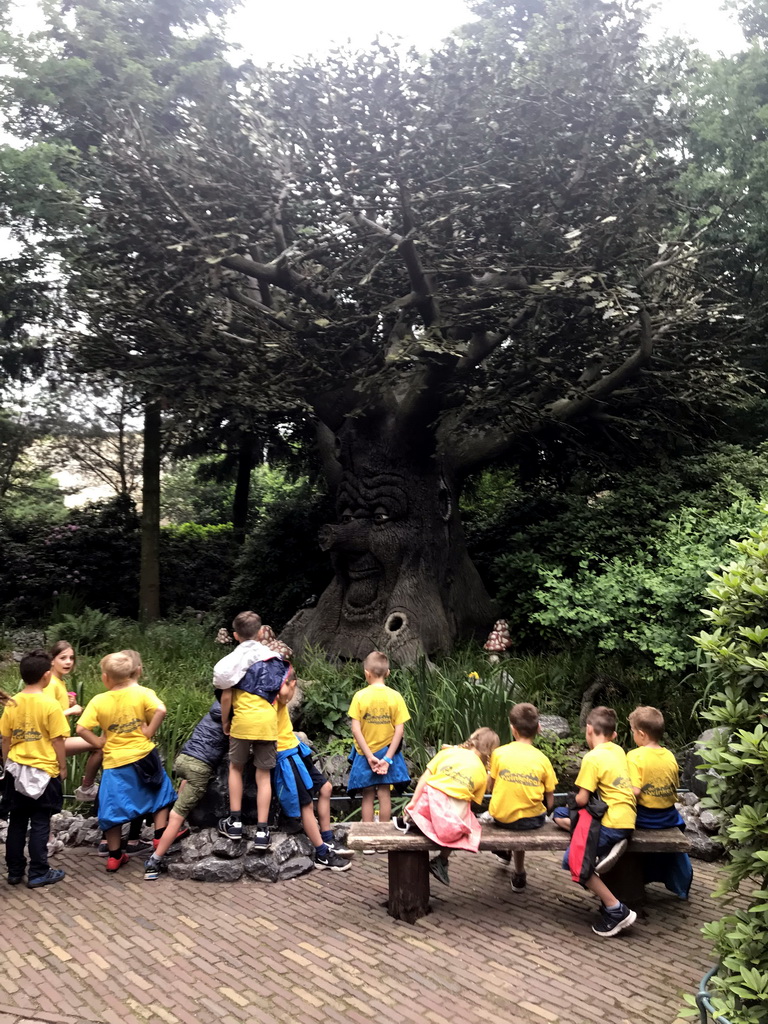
[7,0,748,60]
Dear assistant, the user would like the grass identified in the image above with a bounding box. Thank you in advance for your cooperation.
[0,621,706,796]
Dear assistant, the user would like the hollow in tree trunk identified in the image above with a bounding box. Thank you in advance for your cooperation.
[281,412,495,664]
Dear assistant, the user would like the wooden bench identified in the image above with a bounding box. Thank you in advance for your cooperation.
[347,821,690,923]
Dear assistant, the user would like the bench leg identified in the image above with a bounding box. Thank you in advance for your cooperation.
[601,851,645,908]
[388,850,430,923]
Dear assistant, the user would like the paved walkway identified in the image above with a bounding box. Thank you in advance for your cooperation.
[1,846,734,1024]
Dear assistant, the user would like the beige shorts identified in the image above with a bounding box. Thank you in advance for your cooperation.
[228,737,277,770]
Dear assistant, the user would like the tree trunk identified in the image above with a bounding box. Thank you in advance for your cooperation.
[281,411,495,665]
[232,437,254,545]
[139,399,161,623]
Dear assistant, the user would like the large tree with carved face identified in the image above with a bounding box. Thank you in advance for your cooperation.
[2,0,748,661]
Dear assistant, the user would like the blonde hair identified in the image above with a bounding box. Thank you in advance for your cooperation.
[100,651,136,683]
[628,705,664,741]
[120,649,143,677]
[0,689,17,708]
[363,651,390,678]
[461,727,500,767]
[232,610,262,639]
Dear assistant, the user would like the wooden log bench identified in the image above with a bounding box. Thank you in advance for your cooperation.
[347,821,691,924]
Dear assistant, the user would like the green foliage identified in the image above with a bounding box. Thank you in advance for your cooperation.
[159,522,237,614]
[691,509,768,1024]
[48,607,126,655]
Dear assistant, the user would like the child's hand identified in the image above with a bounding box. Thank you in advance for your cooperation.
[67,691,77,708]
[69,703,83,716]
[367,754,382,773]
[222,720,231,736]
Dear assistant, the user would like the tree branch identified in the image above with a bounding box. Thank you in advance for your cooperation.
[222,254,336,310]
[225,285,297,331]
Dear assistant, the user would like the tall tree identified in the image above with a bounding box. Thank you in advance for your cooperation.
[2,0,754,658]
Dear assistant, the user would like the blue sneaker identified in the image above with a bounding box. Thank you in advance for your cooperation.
[27,868,65,889]
[143,856,167,881]
[592,903,637,937]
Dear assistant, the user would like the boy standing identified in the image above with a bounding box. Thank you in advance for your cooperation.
[215,611,290,849]
[554,706,637,937]
[0,650,68,888]
[488,702,557,892]
[627,705,693,899]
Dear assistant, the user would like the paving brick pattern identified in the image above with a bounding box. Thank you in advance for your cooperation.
[1,845,738,1024]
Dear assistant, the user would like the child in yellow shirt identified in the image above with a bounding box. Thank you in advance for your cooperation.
[554,706,637,937]
[0,651,68,888]
[76,651,176,874]
[347,651,411,825]
[488,703,557,893]
[628,705,693,899]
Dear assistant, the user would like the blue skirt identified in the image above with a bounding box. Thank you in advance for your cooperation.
[98,761,177,831]
[636,804,693,900]
[347,746,410,797]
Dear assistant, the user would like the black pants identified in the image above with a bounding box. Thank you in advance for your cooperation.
[3,775,63,882]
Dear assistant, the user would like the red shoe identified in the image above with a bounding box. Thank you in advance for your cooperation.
[106,853,129,873]
[153,826,190,851]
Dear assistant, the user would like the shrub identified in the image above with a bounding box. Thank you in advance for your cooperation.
[685,509,768,1023]
[160,522,237,614]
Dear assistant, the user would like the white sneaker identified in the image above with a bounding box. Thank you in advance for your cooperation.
[595,838,629,876]
[75,782,99,802]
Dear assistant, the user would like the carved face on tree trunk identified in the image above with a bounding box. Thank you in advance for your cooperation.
[282,415,495,664]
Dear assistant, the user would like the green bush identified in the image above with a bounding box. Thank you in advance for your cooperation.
[160,522,237,614]
[684,510,768,1024]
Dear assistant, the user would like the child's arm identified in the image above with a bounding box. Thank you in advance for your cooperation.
[378,722,404,774]
[1,736,10,764]
[350,719,381,771]
[544,790,555,812]
[277,677,297,705]
[75,724,106,749]
[220,689,233,735]
[574,786,592,807]
[51,736,67,780]
[142,705,166,741]
[64,704,84,717]
[406,768,433,811]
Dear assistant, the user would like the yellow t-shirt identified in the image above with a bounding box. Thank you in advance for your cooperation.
[627,746,679,809]
[78,685,163,769]
[575,741,636,829]
[231,690,278,741]
[348,684,410,754]
[275,702,297,752]
[0,691,69,777]
[488,742,558,824]
[425,746,488,804]
[49,676,70,712]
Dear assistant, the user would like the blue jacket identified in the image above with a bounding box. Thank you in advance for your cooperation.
[181,701,229,768]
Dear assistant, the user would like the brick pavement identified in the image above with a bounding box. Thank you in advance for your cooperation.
[0,845,736,1024]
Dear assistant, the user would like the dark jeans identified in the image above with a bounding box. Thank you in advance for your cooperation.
[6,797,53,881]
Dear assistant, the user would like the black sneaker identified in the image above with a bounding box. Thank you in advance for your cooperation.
[315,849,352,872]
[428,857,450,886]
[510,871,527,893]
[7,874,24,885]
[124,839,154,857]
[252,826,270,850]
[595,838,628,876]
[592,903,637,937]
[494,851,512,864]
[218,816,243,841]
[392,816,411,833]
[327,841,354,859]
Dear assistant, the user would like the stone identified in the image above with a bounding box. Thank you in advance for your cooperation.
[188,761,260,828]
[681,728,729,799]
[187,856,244,882]
[687,831,725,862]
[317,753,350,791]
[682,792,700,807]
[699,809,722,835]
[538,715,571,739]
[270,834,314,865]
[211,836,245,859]
[244,855,279,883]
[278,856,314,880]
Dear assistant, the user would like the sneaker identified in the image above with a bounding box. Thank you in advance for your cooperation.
[218,816,243,841]
[27,868,65,889]
[7,874,24,885]
[595,838,629,876]
[74,782,99,802]
[124,840,154,857]
[591,903,637,938]
[252,827,271,850]
[47,838,64,858]
[494,851,512,864]
[392,816,411,833]
[97,840,109,857]
[106,852,130,873]
[428,857,450,886]
[315,849,352,872]
[143,857,167,881]
[327,841,355,859]
[153,825,191,851]
[510,871,527,893]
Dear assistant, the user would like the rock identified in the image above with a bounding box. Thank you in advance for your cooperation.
[294,730,313,749]
[244,855,279,882]
[211,836,246,859]
[270,834,314,864]
[187,856,244,882]
[538,715,571,740]
[167,862,196,880]
[681,729,729,799]
[699,809,722,835]
[278,856,314,880]
[317,753,350,791]
[188,761,260,828]
[687,831,725,862]
[682,792,700,807]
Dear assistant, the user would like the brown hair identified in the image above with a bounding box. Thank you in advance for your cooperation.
[232,610,262,640]
[100,651,136,683]
[49,639,76,667]
[509,702,539,739]
[461,727,500,767]
[0,689,17,708]
[363,651,390,678]
[628,705,664,742]
[587,706,617,737]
